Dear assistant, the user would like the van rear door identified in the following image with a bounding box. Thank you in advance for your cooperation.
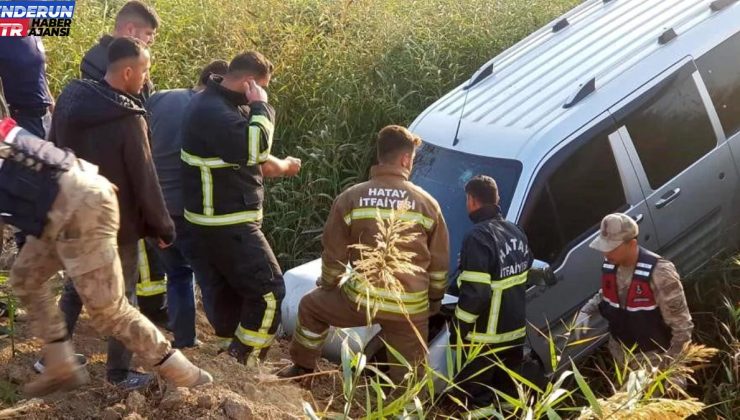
[609,59,738,273]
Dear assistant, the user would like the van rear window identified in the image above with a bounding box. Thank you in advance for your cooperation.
[697,30,740,139]
[619,65,717,190]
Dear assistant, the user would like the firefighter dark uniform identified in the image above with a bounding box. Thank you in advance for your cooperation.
[136,239,168,325]
[449,205,532,410]
[181,76,284,364]
[287,164,449,381]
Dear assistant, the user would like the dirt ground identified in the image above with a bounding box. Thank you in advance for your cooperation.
[0,228,349,420]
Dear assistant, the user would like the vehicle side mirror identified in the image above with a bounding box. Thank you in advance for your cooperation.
[528,259,557,287]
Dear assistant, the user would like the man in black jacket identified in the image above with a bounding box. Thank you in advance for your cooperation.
[49,37,174,389]
[182,52,301,365]
[447,175,533,414]
[80,0,158,102]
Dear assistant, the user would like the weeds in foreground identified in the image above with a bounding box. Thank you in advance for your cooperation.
[306,210,719,419]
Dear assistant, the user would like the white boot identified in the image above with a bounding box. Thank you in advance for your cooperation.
[24,341,90,397]
[156,350,213,387]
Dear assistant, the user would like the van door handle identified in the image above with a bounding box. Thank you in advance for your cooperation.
[655,188,681,209]
[632,214,644,224]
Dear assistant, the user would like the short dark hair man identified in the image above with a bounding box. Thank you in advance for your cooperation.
[143,59,229,349]
[49,37,174,389]
[446,175,533,412]
[279,125,450,382]
[182,51,300,365]
[80,0,159,101]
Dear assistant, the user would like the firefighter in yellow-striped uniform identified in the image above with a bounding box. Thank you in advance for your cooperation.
[181,52,301,365]
[446,175,533,414]
[136,240,168,326]
[279,125,449,382]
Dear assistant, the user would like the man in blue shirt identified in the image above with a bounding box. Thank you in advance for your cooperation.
[0,36,55,256]
[145,59,228,348]
[0,36,53,139]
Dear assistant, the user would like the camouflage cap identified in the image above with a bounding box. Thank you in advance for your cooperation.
[589,213,638,253]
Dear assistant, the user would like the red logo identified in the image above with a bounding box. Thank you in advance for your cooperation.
[0,19,30,37]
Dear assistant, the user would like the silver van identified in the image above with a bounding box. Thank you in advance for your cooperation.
[281,0,740,379]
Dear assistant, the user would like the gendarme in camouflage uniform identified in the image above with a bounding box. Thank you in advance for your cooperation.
[0,118,211,396]
[583,213,694,366]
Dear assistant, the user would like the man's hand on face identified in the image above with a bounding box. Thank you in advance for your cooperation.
[244,79,268,104]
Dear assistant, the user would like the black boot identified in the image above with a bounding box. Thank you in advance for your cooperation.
[276,364,314,379]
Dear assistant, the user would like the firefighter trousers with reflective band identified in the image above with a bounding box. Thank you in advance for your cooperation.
[136,239,168,325]
[8,166,171,367]
[188,223,285,360]
[289,287,429,382]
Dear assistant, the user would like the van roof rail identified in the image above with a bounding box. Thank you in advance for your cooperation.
[563,77,596,108]
[552,18,569,32]
[465,62,494,90]
[658,28,677,45]
[710,0,738,12]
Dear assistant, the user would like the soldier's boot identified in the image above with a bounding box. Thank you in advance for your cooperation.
[155,350,213,387]
[23,341,90,397]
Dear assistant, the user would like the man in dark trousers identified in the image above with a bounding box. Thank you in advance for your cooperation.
[146,59,229,348]
[49,37,174,389]
[182,51,301,365]
[80,0,158,102]
[447,175,533,415]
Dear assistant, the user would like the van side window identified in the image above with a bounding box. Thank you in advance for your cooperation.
[696,31,740,138]
[620,66,717,190]
[523,129,626,264]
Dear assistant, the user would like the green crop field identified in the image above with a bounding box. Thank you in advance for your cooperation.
[44,0,579,268]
